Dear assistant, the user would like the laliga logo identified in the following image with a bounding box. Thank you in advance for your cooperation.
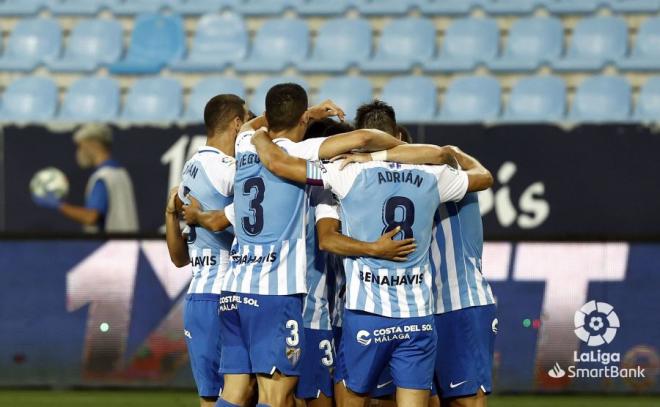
[574,300,620,347]
[356,330,371,346]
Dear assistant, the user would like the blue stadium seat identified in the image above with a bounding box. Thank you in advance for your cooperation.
[250,77,309,115]
[298,18,371,73]
[361,18,435,72]
[235,19,309,73]
[172,0,238,14]
[237,0,294,15]
[544,0,601,14]
[618,17,660,71]
[122,78,183,122]
[170,13,247,72]
[185,77,246,122]
[425,18,498,72]
[381,76,437,122]
[634,77,660,122]
[0,0,44,15]
[0,77,57,121]
[489,17,563,72]
[553,17,627,71]
[608,0,660,13]
[107,0,174,15]
[317,77,373,121]
[418,0,475,15]
[569,76,631,122]
[48,19,122,72]
[109,14,185,74]
[439,76,501,123]
[482,0,540,15]
[297,0,353,15]
[49,0,104,15]
[0,18,61,71]
[502,76,566,122]
[59,77,120,121]
[356,0,414,15]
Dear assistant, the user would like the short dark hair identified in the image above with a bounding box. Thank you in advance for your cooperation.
[304,118,337,140]
[265,83,308,132]
[355,100,397,137]
[204,94,246,132]
[397,125,413,143]
[324,121,355,137]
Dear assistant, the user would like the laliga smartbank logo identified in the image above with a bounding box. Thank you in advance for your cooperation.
[548,300,645,380]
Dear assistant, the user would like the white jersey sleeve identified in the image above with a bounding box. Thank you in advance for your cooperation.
[307,160,363,199]
[428,165,469,203]
[275,137,327,160]
[201,155,235,196]
[313,189,340,222]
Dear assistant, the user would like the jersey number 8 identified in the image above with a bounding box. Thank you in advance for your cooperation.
[382,196,415,239]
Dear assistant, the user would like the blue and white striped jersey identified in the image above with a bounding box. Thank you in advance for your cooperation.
[302,187,339,330]
[327,252,346,328]
[178,146,235,295]
[310,161,469,318]
[431,192,495,314]
[223,131,326,295]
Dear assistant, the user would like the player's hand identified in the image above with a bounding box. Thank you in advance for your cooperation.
[371,226,416,262]
[165,187,179,215]
[32,191,62,210]
[182,194,202,225]
[308,100,346,122]
[330,152,372,170]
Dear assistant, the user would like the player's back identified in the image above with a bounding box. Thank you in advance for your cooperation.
[431,192,495,313]
[179,147,235,294]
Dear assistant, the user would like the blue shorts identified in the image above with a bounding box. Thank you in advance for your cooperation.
[332,326,345,384]
[295,328,335,399]
[434,304,497,398]
[338,310,437,393]
[183,294,223,398]
[218,292,305,376]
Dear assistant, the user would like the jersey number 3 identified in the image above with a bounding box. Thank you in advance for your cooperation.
[382,196,415,239]
[242,177,265,236]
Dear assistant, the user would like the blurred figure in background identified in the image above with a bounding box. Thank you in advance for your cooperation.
[33,124,139,233]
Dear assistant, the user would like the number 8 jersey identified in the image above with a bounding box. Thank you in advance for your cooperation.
[224,130,326,296]
[309,160,469,318]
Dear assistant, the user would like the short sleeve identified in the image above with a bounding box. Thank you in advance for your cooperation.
[311,188,340,222]
[224,202,236,228]
[203,156,235,197]
[306,160,361,199]
[85,179,109,215]
[276,137,327,160]
[431,165,469,203]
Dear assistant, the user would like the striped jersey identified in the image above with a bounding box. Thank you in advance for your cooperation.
[327,252,346,328]
[308,161,469,318]
[431,192,495,313]
[223,130,326,295]
[302,187,339,330]
[178,146,235,295]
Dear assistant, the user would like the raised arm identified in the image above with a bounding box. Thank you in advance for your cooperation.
[165,188,190,267]
[251,128,309,184]
[316,219,416,262]
[182,195,232,232]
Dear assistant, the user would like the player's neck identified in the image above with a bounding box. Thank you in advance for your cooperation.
[206,132,235,157]
[269,126,305,142]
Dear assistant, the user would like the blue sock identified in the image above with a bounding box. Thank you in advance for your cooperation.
[215,399,241,407]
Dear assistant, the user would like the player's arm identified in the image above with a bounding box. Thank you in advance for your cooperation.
[446,145,493,192]
[317,219,416,262]
[251,128,309,184]
[57,204,100,226]
[317,129,404,159]
[164,187,190,268]
[240,113,268,133]
[181,195,232,232]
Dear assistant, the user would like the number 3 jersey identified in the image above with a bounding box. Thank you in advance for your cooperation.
[224,130,326,296]
[308,161,469,318]
[178,146,235,295]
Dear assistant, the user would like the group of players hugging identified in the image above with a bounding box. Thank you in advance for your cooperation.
[165,83,496,407]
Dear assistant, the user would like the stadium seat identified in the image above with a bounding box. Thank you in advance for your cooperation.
[122,78,183,122]
[608,0,660,13]
[0,77,57,121]
[634,77,660,122]
[49,0,104,15]
[107,0,174,14]
[59,77,120,121]
[618,17,660,71]
[235,19,309,73]
[418,0,475,15]
[172,0,238,14]
[552,17,627,71]
[489,17,563,72]
[109,14,185,74]
[185,77,246,122]
[250,77,309,115]
[48,19,122,72]
[236,0,294,15]
[569,76,631,122]
[361,18,435,72]
[298,18,371,73]
[170,13,247,72]
[0,18,61,71]
[425,18,498,72]
[297,0,353,15]
[544,0,601,14]
[502,76,566,122]
[0,0,44,15]
[482,0,541,15]
[355,0,414,15]
[317,77,373,121]
[381,76,437,123]
[438,76,501,122]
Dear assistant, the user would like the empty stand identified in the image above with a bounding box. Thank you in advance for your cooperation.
[185,77,246,122]
[619,17,660,71]
[59,77,120,121]
[0,18,61,71]
[122,77,183,122]
[503,76,566,122]
[235,18,309,72]
[49,19,122,72]
[317,77,373,121]
[0,77,57,121]
[439,76,501,122]
[634,77,660,121]
[425,18,498,72]
[381,76,438,122]
[569,76,631,122]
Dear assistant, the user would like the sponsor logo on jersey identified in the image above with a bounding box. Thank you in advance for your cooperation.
[231,250,278,265]
[190,255,217,267]
[356,330,371,346]
[359,270,424,286]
